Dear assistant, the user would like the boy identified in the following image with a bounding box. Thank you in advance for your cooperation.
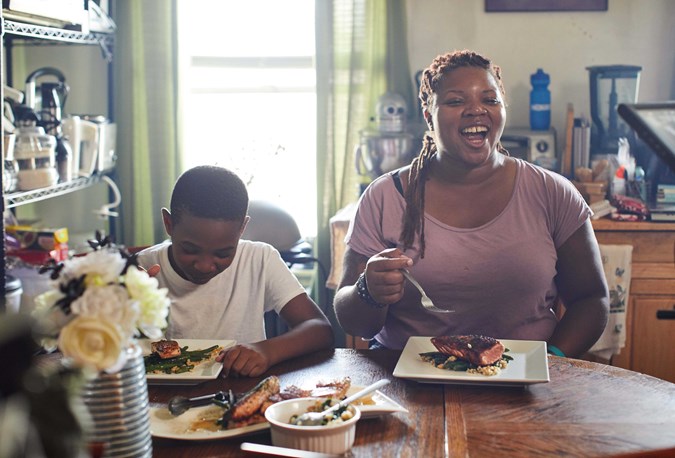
[137,165,333,377]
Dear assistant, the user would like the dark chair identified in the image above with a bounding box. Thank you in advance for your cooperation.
[242,200,327,337]
[242,200,315,269]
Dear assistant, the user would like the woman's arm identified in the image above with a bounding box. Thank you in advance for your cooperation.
[550,219,610,357]
[333,247,412,338]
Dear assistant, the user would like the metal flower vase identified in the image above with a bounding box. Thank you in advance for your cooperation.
[81,344,152,457]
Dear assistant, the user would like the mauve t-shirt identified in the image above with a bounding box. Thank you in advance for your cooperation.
[346,158,591,349]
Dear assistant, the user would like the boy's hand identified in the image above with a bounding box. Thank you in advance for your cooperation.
[216,343,270,378]
[137,264,160,277]
[146,264,160,277]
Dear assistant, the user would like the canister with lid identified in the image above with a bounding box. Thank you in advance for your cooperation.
[14,125,59,190]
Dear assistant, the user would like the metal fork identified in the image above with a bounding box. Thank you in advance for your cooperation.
[401,269,453,313]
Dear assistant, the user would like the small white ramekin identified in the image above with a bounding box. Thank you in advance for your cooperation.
[264,397,361,455]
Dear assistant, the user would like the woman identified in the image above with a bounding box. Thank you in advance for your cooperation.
[333,50,609,357]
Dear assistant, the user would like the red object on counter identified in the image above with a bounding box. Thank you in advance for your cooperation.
[7,246,69,265]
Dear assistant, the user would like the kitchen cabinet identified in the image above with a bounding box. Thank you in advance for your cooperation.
[592,219,675,383]
[0,12,115,301]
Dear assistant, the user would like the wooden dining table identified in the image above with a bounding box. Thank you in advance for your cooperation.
[149,348,675,458]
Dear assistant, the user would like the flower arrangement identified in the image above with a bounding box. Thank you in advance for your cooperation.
[32,233,170,373]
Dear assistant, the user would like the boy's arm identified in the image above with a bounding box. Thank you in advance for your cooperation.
[218,293,333,377]
[265,293,334,363]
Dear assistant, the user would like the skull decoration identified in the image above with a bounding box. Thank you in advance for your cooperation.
[376,92,407,133]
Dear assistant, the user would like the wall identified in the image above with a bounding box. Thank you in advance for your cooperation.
[405,0,675,148]
[9,1,675,249]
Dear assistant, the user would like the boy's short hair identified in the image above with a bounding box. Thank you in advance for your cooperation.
[170,165,248,224]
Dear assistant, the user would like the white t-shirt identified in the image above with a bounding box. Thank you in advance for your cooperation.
[137,239,306,342]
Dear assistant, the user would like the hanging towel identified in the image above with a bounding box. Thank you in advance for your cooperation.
[589,244,633,360]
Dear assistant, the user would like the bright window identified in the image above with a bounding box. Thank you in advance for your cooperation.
[178,0,317,236]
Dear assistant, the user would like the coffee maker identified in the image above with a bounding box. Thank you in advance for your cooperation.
[24,67,72,182]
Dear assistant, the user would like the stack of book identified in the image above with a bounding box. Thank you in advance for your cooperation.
[573,181,608,205]
[650,205,675,222]
[590,199,615,220]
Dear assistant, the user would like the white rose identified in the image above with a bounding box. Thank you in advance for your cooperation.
[124,268,170,336]
[70,284,140,339]
[58,316,123,371]
[61,249,126,286]
[32,290,70,350]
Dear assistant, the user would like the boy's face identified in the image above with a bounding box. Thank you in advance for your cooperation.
[162,209,249,284]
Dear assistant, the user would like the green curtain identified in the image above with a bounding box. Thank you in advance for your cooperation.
[113,0,182,247]
[315,0,415,345]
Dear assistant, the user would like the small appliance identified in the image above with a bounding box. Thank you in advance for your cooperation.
[24,67,72,182]
[354,92,424,188]
[62,115,99,177]
[501,127,557,170]
[79,115,117,173]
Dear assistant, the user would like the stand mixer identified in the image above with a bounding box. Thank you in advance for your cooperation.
[354,92,424,192]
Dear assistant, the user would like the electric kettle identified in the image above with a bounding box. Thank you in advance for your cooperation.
[25,67,69,132]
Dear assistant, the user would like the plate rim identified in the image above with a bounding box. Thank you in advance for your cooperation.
[393,336,550,386]
[149,405,269,440]
[149,383,409,440]
[141,338,235,384]
[347,385,408,418]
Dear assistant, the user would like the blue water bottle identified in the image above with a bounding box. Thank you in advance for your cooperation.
[530,68,551,131]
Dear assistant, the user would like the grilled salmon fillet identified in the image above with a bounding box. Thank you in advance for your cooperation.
[431,335,505,366]
[229,375,281,420]
[151,339,181,359]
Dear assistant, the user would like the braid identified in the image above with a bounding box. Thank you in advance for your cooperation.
[401,134,436,257]
[400,50,507,258]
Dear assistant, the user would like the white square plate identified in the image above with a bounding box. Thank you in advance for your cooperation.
[140,339,235,385]
[393,336,549,386]
[346,385,408,419]
[149,404,268,440]
[149,383,407,440]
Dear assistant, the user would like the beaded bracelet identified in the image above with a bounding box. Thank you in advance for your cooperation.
[356,272,387,309]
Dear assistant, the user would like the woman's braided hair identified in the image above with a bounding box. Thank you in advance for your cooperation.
[401,50,508,258]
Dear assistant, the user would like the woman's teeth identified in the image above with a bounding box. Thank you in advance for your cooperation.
[461,125,488,146]
[461,126,488,134]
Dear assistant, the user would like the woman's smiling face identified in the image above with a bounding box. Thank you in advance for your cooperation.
[426,66,506,167]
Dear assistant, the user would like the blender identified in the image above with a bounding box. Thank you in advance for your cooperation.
[587,65,642,155]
